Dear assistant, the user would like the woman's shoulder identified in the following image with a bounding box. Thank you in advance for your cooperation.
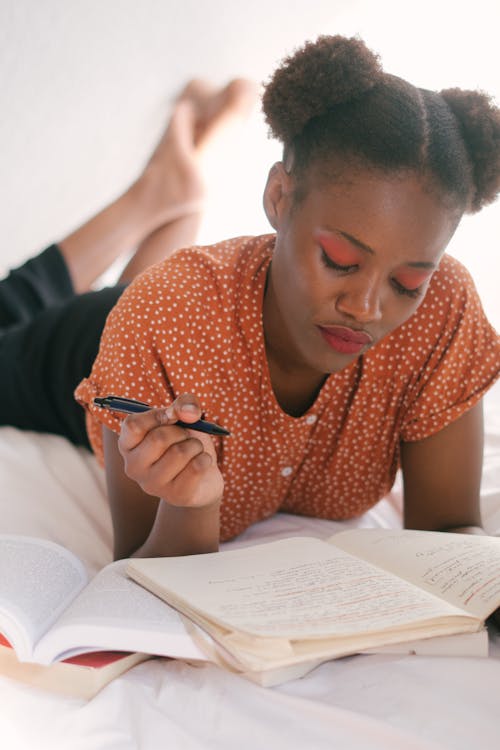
[396,253,482,341]
[405,253,490,341]
[122,234,273,306]
[365,254,498,375]
[148,233,273,280]
[424,253,476,301]
[103,234,274,338]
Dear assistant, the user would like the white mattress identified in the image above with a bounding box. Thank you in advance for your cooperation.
[1,380,499,750]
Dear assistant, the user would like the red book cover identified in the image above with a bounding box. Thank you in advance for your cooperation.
[0,633,133,668]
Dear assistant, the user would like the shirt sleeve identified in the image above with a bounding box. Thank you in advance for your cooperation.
[74,264,178,464]
[400,256,500,442]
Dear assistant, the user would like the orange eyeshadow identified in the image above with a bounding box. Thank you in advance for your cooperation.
[315,231,362,265]
[394,268,433,290]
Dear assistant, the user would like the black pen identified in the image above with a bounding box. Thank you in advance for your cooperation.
[93,396,230,437]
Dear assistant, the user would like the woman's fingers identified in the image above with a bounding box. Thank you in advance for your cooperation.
[118,393,203,452]
[166,452,223,508]
[119,408,174,452]
[116,393,221,506]
[167,393,203,424]
[139,443,219,506]
[130,433,206,496]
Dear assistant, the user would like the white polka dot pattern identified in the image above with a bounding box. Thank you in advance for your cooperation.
[75,234,500,541]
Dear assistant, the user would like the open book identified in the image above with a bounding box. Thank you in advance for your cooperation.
[127,528,500,684]
[0,534,207,669]
[0,531,493,693]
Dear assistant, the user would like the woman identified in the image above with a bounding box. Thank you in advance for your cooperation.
[74,36,500,560]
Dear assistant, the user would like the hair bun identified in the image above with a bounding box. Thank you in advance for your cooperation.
[440,87,500,211]
[262,35,383,144]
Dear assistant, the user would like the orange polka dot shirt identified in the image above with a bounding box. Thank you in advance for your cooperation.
[75,234,500,541]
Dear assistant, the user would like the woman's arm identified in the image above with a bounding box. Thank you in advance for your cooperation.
[102,395,223,559]
[400,401,484,533]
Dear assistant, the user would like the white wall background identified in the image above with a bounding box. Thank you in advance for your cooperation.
[1,0,499,326]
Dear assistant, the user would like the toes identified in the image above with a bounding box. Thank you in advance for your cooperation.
[175,79,217,107]
[223,78,259,115]
[194,78,258,147]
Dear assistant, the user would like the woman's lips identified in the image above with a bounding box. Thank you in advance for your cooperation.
[317,325,373,355]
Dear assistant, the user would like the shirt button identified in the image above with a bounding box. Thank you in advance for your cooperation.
[305,414,317,425]
[281,466,293,477]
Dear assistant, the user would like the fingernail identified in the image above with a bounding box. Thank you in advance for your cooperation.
[165,406,174,420]
[181,403,198,414]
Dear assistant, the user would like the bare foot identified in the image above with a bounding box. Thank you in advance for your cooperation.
[137,78,258,229]
[176,78,258,150]
[58,79,257,291]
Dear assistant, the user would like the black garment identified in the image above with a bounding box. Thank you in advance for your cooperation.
[0,245,125,447]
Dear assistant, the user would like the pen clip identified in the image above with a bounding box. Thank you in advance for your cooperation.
[95,396,150,408]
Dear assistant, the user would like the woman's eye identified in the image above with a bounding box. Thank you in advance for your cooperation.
[391,267,433,300]
[391,278,424,299]
[320,248,357,272]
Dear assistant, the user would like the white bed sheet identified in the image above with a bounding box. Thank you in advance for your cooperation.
[0,381,499,750]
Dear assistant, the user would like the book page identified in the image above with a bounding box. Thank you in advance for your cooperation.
[0,535,87,659]
[331,529,500,619]
[34,560,205,664]
[128,537,473,640]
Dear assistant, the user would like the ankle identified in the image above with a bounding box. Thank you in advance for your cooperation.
[134,156,206,229]
[133,175,206,232]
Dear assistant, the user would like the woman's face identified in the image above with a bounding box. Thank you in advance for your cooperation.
[263,163,459,379]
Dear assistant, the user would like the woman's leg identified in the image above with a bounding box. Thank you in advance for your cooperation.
[58,78,256,291]
[0,245,74,328]
[117,79,257,281]
[0,79,256,444]
[0,286,125,447]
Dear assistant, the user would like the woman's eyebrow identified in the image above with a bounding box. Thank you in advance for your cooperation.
[335,229,375,255]
[336,230,437,269]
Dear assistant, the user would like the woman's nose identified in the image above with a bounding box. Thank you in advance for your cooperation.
[335,276,383,323]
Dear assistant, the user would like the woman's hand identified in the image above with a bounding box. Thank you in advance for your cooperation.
[117,393,223,509]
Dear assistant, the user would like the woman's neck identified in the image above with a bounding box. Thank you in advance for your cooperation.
[265,346,327,417]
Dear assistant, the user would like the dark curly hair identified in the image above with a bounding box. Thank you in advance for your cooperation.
[262,36,500,214]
